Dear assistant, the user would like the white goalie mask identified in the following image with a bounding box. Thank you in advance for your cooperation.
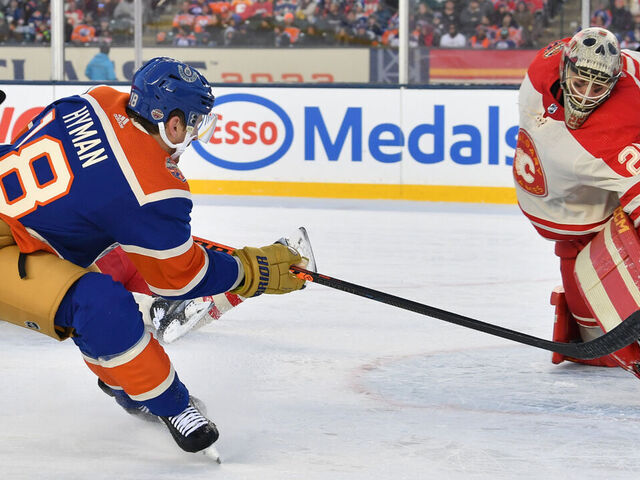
[560,27,622,129]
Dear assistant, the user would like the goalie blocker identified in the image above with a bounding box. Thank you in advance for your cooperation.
[571,207,640,377]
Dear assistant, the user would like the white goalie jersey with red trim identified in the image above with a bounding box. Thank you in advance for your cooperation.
[514,39,640,241]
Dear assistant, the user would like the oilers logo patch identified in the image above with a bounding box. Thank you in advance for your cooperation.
[513,129,547,197]
[543,40,564,57]
[24,321,40,331]
[165,158,186,182]
[178,65,198,83]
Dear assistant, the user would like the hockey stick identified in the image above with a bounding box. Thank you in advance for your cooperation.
[194,237,640,360]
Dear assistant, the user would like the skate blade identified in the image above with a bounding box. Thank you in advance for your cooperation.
[277,226,317,273]
[202,444,222,464]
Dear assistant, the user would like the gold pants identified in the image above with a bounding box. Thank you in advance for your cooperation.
[0,220,91,340]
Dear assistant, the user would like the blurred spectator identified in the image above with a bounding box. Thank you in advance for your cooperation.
[85,43,116,81]
[0,14,10,43]
[459,0,483,36]
[439,22,466,47]
[113,0,135,25]
[498,12,521,45]
[491,1,510,27]
[248,15,275,43]
[611,0,633,35]
[274,23,291,46]
[493,26,516,48]
[193,4,214,35]
[512,1,534,47]
[414,2,433,24]
[282,11,300,43]
[415,20,440,46]
[64,0,84,26]
[299,23,328,45]
[440,0,457,30]
[249,0,273,18]
[232,0,253,20]
[71,21,96,44]
[477,0,494,19]
[469,24,490,48]
[95,18,113,44]
[631,12,640,44]
[173,1,195,30]
[274,0,297,22]
[620,30,639,49]
[352,19,375,45]
[174,25,197,45]
[591,0,612,28]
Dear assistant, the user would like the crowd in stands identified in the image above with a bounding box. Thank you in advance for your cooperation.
[160,0,551,48]
[590,0,640,50]
[0,0,638,49]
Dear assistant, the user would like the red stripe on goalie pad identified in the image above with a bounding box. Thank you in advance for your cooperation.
[575,207,640,376]
[588,224,640,321]
[84,335,172,397]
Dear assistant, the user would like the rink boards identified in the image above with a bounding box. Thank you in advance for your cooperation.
[0,83,520,203]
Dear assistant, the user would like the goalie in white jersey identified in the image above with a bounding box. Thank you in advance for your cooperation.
[514,27,640,376]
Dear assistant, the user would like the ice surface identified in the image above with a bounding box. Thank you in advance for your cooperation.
[1,196,639,480]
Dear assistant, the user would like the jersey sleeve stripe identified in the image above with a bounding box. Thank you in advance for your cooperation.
[81,92,191,206]
[125,242,209,296]
[120,236,194,260]
[147,247,209,296]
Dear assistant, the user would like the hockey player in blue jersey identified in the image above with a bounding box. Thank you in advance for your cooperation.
[0,57,306,457]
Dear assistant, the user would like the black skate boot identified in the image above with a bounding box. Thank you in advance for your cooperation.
[159,399,220,453]
[98,379,221,460]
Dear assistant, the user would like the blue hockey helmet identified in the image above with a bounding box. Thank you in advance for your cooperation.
[128,57,217,158]
[128,57,215,128]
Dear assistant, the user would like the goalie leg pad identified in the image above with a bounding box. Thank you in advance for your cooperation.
[550,287,618,367]
[574,208,640,377]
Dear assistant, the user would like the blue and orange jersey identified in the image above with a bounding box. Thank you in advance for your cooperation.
[0,85,239,299]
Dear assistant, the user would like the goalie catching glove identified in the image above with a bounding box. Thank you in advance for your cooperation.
[231,244,306,297]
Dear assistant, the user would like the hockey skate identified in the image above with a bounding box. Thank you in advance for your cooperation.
[98,379,221,461]
[148,293,243,344]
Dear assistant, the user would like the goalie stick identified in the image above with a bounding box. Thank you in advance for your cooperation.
[195,233,640,360]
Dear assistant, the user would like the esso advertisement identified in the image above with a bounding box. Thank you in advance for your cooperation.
[0,84,521,198]
[192,93,294,171]
[181,87,520,188]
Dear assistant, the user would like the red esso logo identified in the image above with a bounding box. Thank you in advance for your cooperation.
[194,94,294,171]
[210,113,278,147]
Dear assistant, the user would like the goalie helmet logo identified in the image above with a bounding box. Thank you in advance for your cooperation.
[513,129,547,197]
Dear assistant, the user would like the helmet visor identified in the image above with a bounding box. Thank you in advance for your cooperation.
[194,113,218,144]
